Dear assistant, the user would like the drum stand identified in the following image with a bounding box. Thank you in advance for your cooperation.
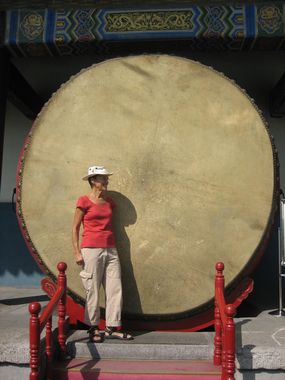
[277,195,285,317]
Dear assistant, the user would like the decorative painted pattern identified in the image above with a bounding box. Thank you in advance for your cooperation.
[104,11,194,32]
[258,4,283,34]
[4,4,285,56]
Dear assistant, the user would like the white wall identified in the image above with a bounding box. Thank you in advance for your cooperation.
[1,102,32,202]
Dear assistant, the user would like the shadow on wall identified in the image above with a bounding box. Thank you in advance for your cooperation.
[0,202,43,286]
[108,191,142,315]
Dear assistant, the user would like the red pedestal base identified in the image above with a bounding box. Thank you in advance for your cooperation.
[41,277,253,331]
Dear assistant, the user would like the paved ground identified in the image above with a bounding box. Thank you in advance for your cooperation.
[0,287,49,364]
[0,286,285,379]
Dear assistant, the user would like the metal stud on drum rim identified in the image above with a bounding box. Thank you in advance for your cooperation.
[17,55,278,320]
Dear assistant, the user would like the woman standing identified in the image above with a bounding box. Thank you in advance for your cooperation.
[72,165,133,342]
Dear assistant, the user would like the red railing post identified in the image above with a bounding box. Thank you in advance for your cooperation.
[221,330,227,380]
[224,304,236,380]
[214,262,224,366]
[29,262,68,379]
[29,302,41,380]
[214,263,236,380]
[57,262,67,359]
[46,316,53,380]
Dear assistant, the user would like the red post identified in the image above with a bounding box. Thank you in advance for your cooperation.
[29,302,41,380]
[214,262,224,366]
[46,316,52,380]
[57,262,67,359]
[224,304,236,380]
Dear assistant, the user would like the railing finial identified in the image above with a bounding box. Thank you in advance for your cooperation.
[29,302,41,315]
[225,304,236,318]
[57,262,67,272]
[216,262,224,272]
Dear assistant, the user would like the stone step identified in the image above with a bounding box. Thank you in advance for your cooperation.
[53,358,221,380]
[66,331,214,360]
[66,328,285,371]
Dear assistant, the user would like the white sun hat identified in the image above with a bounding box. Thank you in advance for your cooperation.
[82,165,113,181]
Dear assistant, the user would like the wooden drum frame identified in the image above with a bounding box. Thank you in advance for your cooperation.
[16,55,279,330]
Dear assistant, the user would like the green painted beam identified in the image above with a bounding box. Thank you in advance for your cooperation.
[0,1,279,10]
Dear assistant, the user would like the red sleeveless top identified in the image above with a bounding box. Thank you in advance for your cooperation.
[76,196,116,248]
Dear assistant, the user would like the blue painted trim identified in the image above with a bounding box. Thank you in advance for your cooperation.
[245,4,256,38]
[8,10,18,44]
[242,4,256,50]
[5,10,24,57]
[44,9,58,56]
[190,5,202,36]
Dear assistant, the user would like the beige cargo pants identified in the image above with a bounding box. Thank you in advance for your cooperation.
[80,248,122,327]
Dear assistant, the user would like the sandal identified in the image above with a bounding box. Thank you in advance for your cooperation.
[105,326,133,340]
[87,326,103,343]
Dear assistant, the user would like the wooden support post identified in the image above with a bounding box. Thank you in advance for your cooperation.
[29,302,41,380]
[57,262,67,359]
[214,262,224,366]
[0,48,9,189]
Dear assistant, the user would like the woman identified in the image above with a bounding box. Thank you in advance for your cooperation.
[72,165,133,342]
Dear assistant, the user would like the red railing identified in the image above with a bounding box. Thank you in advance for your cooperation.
[29,262,67,380]
[214,262,236,380]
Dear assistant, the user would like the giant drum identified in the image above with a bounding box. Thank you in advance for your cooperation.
[17,55,277,326]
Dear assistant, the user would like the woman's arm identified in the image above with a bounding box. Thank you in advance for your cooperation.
[72,207,84,265]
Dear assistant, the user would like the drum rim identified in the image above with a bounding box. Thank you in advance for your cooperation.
[15,54,279,320]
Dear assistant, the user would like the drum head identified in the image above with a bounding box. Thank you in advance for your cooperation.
[18,55,276,317]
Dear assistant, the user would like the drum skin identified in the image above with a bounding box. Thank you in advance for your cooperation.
[17,55,277,320]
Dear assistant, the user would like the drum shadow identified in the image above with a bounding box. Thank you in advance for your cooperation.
[108,191,142,315]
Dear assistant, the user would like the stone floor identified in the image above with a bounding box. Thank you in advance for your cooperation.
[1,286,285,379]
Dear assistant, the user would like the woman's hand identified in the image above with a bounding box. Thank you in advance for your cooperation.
[75,252,84,266]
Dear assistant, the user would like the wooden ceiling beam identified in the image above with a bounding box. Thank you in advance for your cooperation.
[270,73,285,118]
[8,62,45,120]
